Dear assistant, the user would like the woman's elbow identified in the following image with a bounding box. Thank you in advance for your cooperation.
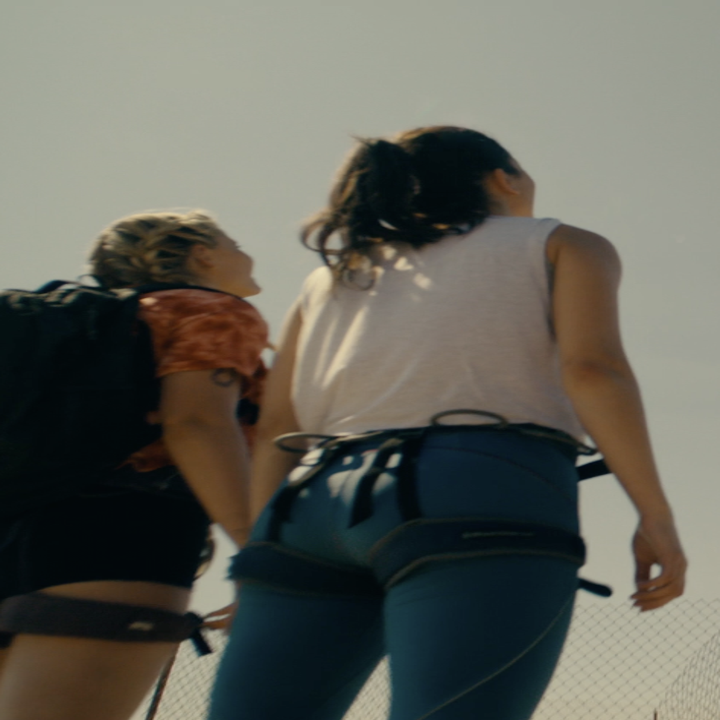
[161,412,238,434]
[561,358,635,390]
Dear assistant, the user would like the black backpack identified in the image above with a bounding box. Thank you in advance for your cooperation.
[0,280,202,518]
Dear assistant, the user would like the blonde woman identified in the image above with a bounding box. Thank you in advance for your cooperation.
[0,211,267,720]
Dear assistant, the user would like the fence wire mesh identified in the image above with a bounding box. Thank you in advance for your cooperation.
[137,595,720,720]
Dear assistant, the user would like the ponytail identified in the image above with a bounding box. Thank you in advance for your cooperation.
[302,126,517,286]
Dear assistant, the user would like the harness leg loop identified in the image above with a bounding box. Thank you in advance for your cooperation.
[0,593,212,655]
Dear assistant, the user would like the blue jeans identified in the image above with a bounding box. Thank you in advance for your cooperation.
[210,429,580,720]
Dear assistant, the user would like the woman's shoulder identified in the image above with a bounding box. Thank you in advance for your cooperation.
[545,224,618,266]
[478,215,561,234]
[139,288,265,323]
[138,288,269,378]
[448,216,563,253]
[302,266,332,286]
[140,287,246,308]
[298,266,333,300]
[138,289,269,349]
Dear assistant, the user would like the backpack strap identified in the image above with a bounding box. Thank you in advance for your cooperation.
[34,279,77,293]
[0,593,211,655]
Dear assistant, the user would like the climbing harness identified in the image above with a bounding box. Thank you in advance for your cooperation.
[0,523,218,655]
[232,411,613,598]
[0,592,214,720]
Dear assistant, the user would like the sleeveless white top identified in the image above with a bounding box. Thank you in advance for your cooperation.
[291,216,584,440]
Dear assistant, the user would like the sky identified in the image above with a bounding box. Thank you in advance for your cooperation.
[2,0,719,716]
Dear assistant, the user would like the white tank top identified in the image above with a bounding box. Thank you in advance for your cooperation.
[291,216,584,439]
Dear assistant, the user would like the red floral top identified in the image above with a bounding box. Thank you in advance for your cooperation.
[127,289,268,471]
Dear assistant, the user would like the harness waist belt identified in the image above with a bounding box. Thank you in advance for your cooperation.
[271,423,610,540]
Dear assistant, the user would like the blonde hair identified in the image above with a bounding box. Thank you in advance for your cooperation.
[88,210,222,288]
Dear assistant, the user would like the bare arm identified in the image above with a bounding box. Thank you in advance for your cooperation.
[249,303,303,522]
[548,224,686,610]
[160,369,251,547]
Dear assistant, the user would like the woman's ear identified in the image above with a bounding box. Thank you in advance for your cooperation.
[188,242,215,269]
[487,167,522,197]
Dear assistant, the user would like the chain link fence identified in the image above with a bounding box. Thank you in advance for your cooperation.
[137,595,720,719]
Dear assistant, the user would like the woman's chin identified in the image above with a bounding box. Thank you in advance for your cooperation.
[240,279,262,297]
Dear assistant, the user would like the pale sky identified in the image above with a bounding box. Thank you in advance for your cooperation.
[2,0,719,716]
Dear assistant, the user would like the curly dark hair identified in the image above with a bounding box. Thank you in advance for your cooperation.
[301,126,518,286]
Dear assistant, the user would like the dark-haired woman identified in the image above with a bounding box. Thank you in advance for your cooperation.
[210,127,686,720]
[0,211,267,720]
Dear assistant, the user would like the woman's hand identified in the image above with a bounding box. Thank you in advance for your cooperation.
[630,515,687,611]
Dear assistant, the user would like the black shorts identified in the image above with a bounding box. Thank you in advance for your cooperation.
[0,466,210,609]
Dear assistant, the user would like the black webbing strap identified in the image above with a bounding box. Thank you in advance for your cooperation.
[393,429,427,522]
[265,484,304,544]
[578,579,613,597]
[265,443,346,542]
[272,428,430,531]
[349,436,406,527]
[0,593,212,655]
[577,459,610,480]
[266,429,394,541]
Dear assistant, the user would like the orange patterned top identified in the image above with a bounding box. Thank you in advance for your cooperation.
[127,289,269,471]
